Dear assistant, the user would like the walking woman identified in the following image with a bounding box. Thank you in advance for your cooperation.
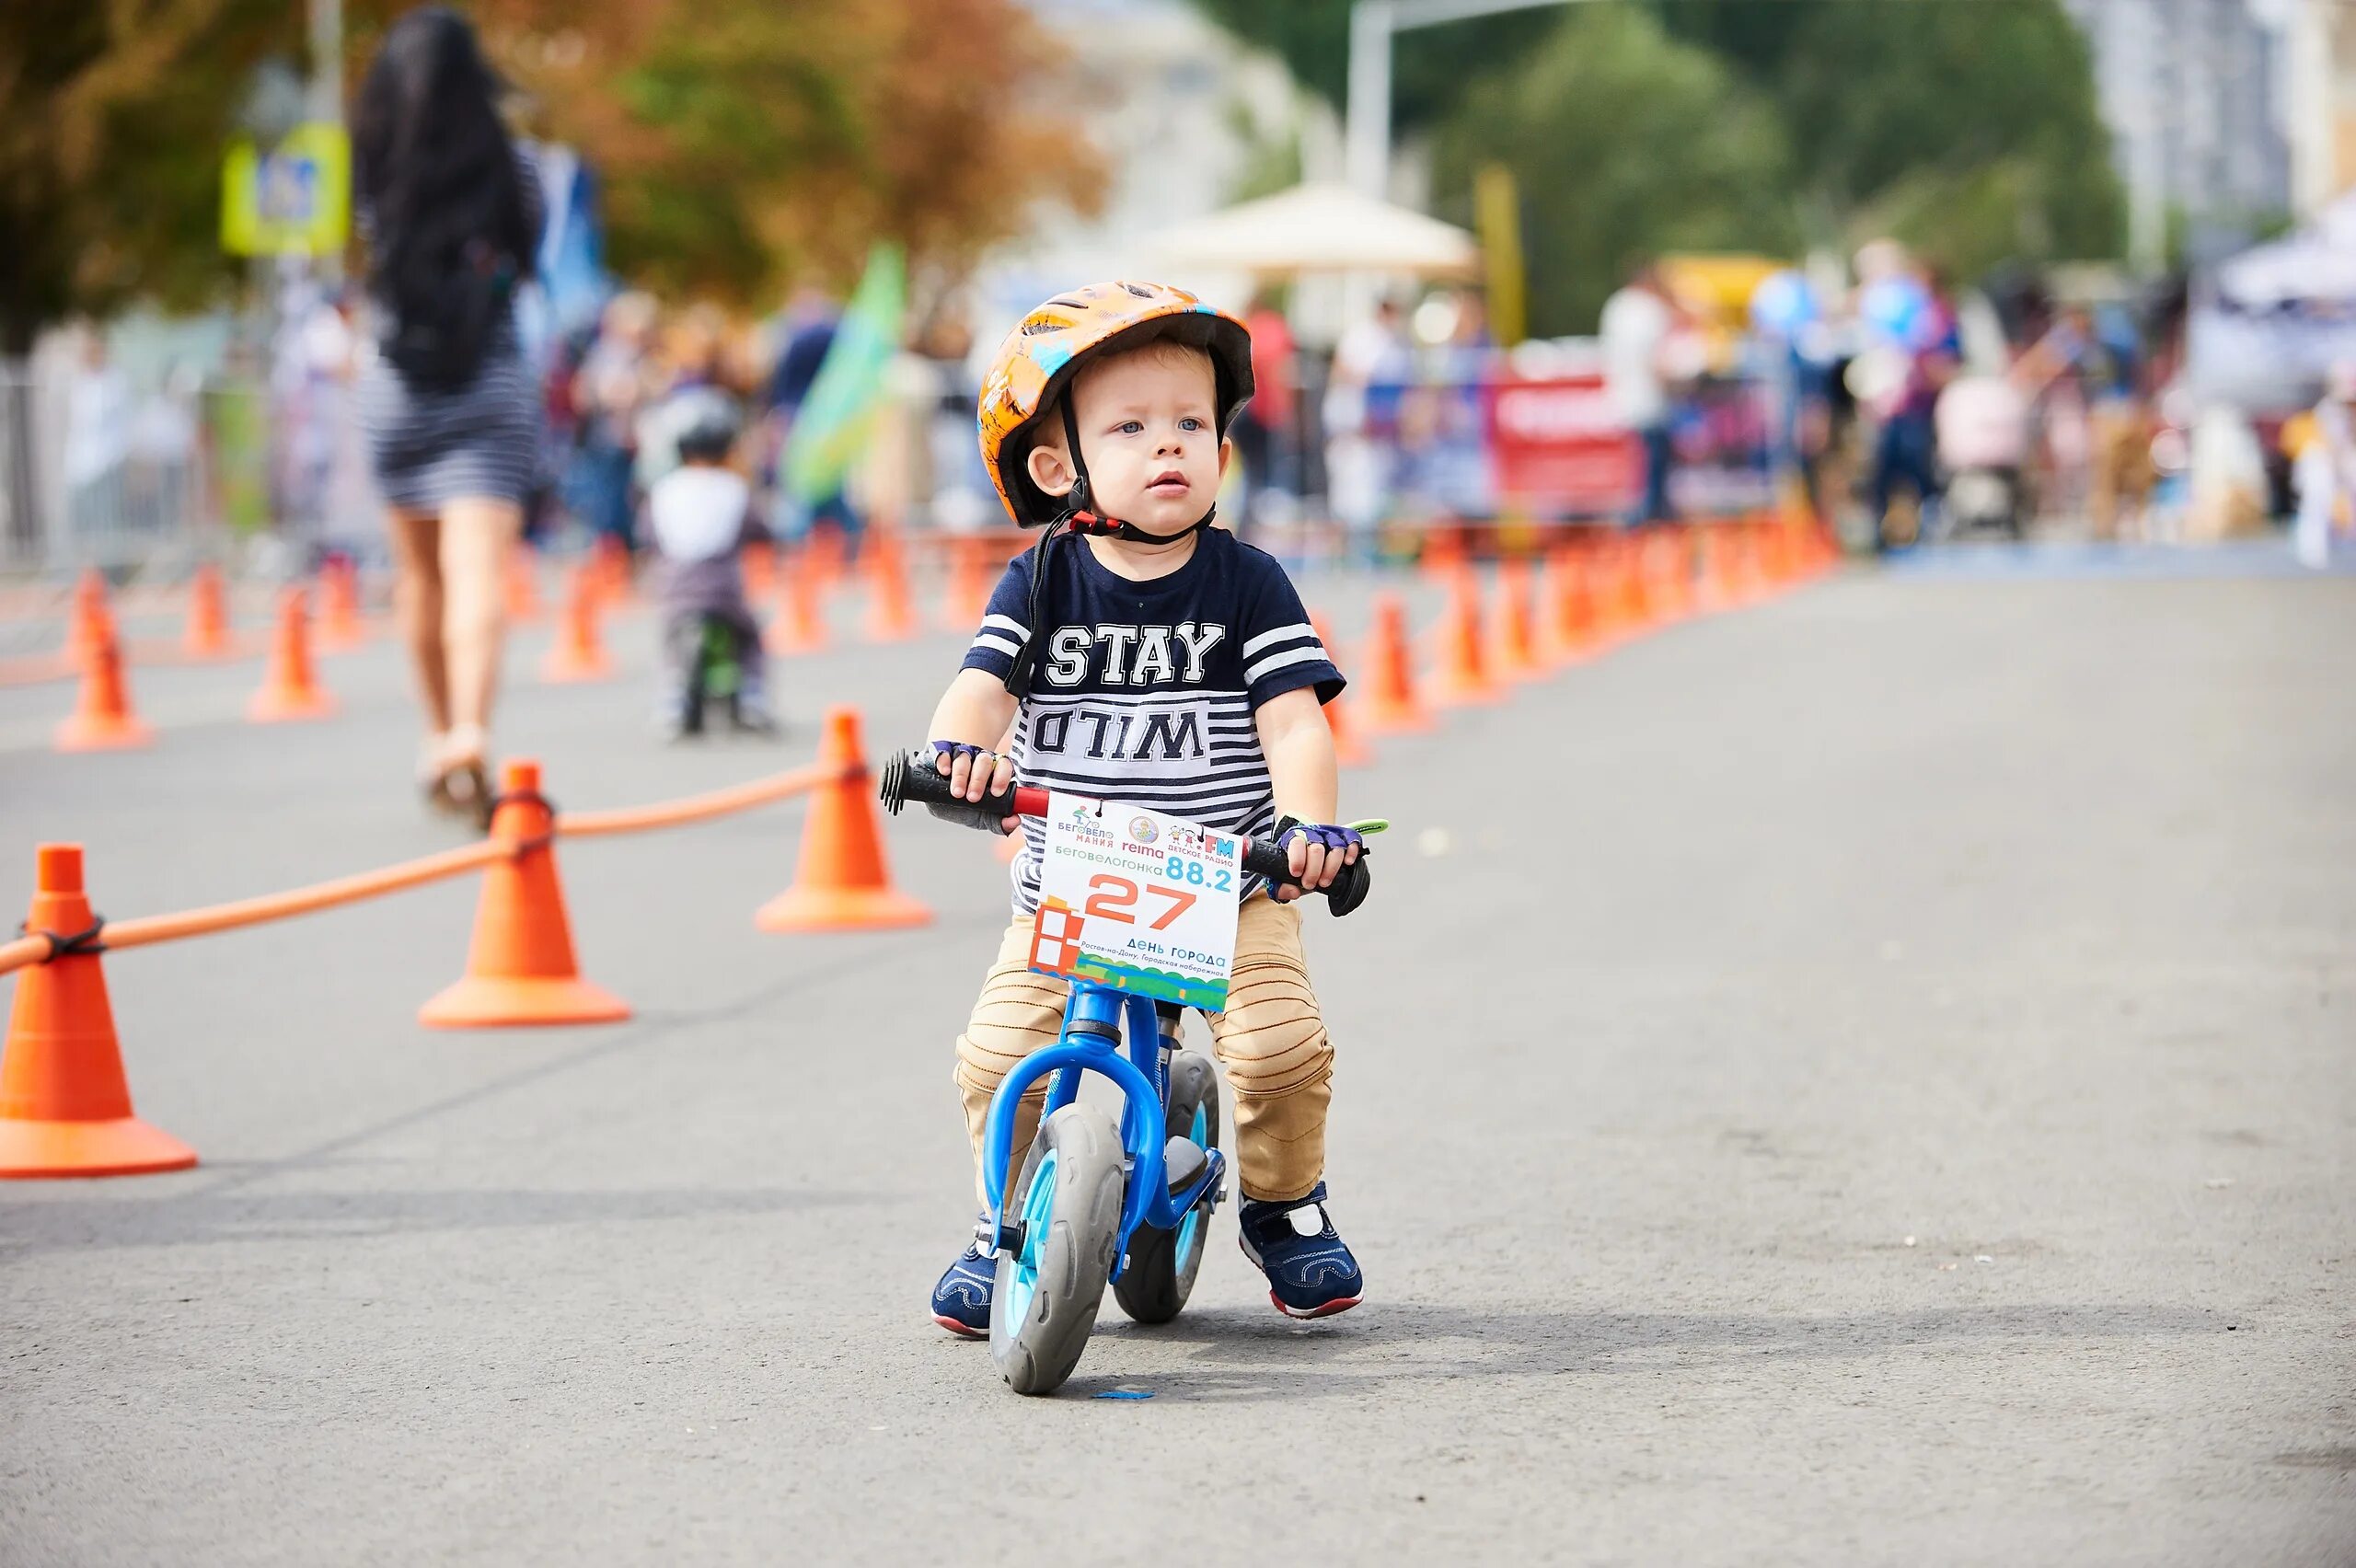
[353,6,542,820]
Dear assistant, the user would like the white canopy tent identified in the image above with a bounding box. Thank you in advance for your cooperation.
[1137,182,1481,280]
[2190,191,2356,412]
[2214,191,2356,309]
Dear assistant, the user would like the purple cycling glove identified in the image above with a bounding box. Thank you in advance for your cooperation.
[1274,818,1365,856]
[931,740,993,768]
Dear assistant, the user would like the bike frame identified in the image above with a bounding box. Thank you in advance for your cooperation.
[979,979,1225,1282]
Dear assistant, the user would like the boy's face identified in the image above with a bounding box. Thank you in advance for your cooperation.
[1028,346,1229,536]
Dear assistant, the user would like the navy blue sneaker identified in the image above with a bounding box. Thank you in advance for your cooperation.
[1238,1182,1364,1319]
[930,1230,993,1339]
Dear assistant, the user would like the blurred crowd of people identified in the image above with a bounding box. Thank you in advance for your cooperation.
[40,243,2356,578]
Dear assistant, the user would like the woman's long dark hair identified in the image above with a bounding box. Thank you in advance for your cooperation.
[352,7,534,382]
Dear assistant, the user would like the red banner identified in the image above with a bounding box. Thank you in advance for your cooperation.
[1484,374,1641,518]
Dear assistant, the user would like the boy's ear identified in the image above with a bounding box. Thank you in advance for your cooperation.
[1217,434,1232,483]
[1027,439,1076,501]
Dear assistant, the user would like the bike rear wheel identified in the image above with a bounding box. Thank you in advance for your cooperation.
[1113,1050,1221,1324]
[991,1102,1124,1395]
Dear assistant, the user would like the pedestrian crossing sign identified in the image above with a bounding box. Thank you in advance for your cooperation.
[221,123,351,258]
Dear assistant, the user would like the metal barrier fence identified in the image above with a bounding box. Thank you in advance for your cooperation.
[0,365,382,580]
[1,346,1788,581]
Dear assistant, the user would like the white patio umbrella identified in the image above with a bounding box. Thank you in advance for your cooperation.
[1138,182,1481,279]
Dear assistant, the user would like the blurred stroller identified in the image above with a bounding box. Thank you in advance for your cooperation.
[1934,375,2031,538]
[646,388,778,739]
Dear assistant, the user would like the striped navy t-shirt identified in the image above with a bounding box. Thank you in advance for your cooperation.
[961,527,1344,916]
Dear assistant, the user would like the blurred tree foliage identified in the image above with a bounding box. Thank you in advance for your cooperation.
[1436,6,1798,334]
[353,0,1104,306]
[1655,0,2124,273]
[1188,0,1557,134]
[1191,0,2125,323]
[0,0,1098,352]
[0,0,293,353]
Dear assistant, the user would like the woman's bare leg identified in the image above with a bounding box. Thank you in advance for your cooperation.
[386,506,451,736]
[437,496,523,752]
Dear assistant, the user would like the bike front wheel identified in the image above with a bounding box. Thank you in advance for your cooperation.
[991,1102,1124,1395]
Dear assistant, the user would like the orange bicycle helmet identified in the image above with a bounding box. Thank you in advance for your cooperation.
[976,281,1254,530]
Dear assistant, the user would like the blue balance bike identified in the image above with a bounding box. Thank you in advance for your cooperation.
[880,750,1374,1394]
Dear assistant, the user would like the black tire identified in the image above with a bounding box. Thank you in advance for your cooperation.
[1113,1050,1221,1325]
[990,1103,1124,1395]
[676,623,709,736]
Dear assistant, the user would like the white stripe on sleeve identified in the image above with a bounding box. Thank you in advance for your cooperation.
[971,632,1022,657]
[982,613,1030,638]
[1241,621,1316,658]
[1243,644,1331,686]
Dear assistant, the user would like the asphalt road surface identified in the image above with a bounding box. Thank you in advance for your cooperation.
[3,556,2350,1565]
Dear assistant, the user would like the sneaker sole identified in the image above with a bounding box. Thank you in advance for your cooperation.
[932,1313,988,1340]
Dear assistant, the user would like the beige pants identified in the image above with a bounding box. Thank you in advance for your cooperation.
[956,895,1332,1206]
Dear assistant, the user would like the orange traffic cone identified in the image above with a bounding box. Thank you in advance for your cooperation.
[1311,614,1373,767]
[1759,518,1793,584]
[1493,558,1546,681]
[0,845,197,1178]
[1578,539,1621,645]
[541,563,614,683]
[419,761,629,1028]
[767,549,827,655]
[742,538,778,604]
[805,522,847,588]
[862,529,920,643]
[1541,546,1598,664]
[1717,525,1758,605]
[1662,526,1699,619]
[756,707,932,932]
[1430,568,1505,707]
[1419,523,1466,582]
[53,629,153,752]
[247,586,338,722]
[1635,530,1680,624]
[318,557,365,651]
[941,537,995,630]
[504,544,545,623]
[1356,594,1435,736]
[182,563,232,659]
[1614,537,1654,631]
[66,570,111,671]
[592,533,632,606]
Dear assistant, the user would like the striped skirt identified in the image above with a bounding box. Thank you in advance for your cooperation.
[356,340,541,513]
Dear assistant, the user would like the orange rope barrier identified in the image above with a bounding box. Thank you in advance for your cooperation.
[0,760,853,977]
[555,760,849,838]
[103,840,506,953]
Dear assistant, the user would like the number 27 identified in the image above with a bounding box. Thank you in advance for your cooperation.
[1085,874,1195,930]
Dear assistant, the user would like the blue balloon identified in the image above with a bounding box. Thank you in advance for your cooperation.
[1861,276,1927,344]
[1750,270,1816,338]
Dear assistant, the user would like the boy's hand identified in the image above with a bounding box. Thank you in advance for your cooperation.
[931,741,1019,834]
[1274,819,1363,901]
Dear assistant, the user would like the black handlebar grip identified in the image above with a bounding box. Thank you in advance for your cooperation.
[1241,839,1373,917]
[877,747,1020,833]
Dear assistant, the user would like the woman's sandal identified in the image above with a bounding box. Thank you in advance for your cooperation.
[422,726,496,831]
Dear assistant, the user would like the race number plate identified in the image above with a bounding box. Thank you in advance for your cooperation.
[1028,791,1244,1010]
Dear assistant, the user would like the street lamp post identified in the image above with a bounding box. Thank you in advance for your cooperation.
[1344,0,1590,199]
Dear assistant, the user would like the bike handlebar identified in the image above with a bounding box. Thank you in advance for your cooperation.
[876,748,1371,917]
